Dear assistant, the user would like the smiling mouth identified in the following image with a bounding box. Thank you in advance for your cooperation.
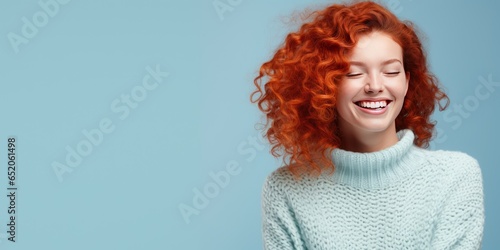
[354,100,392,110]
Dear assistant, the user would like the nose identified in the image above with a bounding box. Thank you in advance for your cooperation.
[365,73,384,93]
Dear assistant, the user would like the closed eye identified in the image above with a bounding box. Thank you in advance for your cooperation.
[385,71,400,76]
[346,73,362,77]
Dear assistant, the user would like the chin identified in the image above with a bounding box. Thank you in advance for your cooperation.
[356,121,396,133]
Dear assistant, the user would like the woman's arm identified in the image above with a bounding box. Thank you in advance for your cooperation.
[430,156,485,249]
[261,170,307,250]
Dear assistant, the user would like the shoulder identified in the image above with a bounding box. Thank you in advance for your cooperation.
[261,167,297,210]
[423,149,479,169]
[262,166,314,197]
[262,166,296,193]
[418,148,482,180]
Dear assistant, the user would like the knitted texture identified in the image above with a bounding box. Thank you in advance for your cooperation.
[261,129,485,249]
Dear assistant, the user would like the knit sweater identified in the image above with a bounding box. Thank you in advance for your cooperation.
[261,129,485,249]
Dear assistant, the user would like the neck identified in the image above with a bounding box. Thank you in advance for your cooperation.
[329,129,422,189]
[339,124,399,153]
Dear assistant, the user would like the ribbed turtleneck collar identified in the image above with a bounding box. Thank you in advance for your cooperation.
[329,129,424,190]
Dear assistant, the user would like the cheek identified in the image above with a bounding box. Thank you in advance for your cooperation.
[387,79,408,99]
[397,76,409,95]
[390,85,408,114]
[335,89,353,119]
[396,85,408,99]
[336,89,350,109]
[336,84,356,101]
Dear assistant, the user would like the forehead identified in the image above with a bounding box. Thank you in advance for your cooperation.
[349,31,403,62]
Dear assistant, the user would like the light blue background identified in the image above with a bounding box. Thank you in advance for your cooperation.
[0,0,498,249]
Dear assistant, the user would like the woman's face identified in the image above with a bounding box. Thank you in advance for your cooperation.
[336,31,409,136]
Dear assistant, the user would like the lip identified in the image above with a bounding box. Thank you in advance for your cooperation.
[354,99,392,115]
[354,98,393,102]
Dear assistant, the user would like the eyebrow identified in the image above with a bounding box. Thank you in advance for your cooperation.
[349,59,403,66]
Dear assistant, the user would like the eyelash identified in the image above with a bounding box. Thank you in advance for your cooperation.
[346,73,362,77]
[346,72,400,77]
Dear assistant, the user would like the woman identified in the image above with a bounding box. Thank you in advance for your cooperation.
[250,1,485,249]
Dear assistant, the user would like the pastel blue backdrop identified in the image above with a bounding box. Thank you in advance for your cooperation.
[0,0,498,249]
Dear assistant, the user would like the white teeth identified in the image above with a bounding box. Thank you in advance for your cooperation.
[358,101,388,109]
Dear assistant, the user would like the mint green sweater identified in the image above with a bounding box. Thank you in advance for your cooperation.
[261,129,485,249]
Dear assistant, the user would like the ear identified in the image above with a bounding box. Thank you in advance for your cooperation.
[404,71,410,96]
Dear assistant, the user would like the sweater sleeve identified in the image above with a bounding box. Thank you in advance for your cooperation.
[430,155,485,250]
[261,170,307,250]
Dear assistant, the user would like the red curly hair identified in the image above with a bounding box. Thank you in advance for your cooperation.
[250,1,449,180]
